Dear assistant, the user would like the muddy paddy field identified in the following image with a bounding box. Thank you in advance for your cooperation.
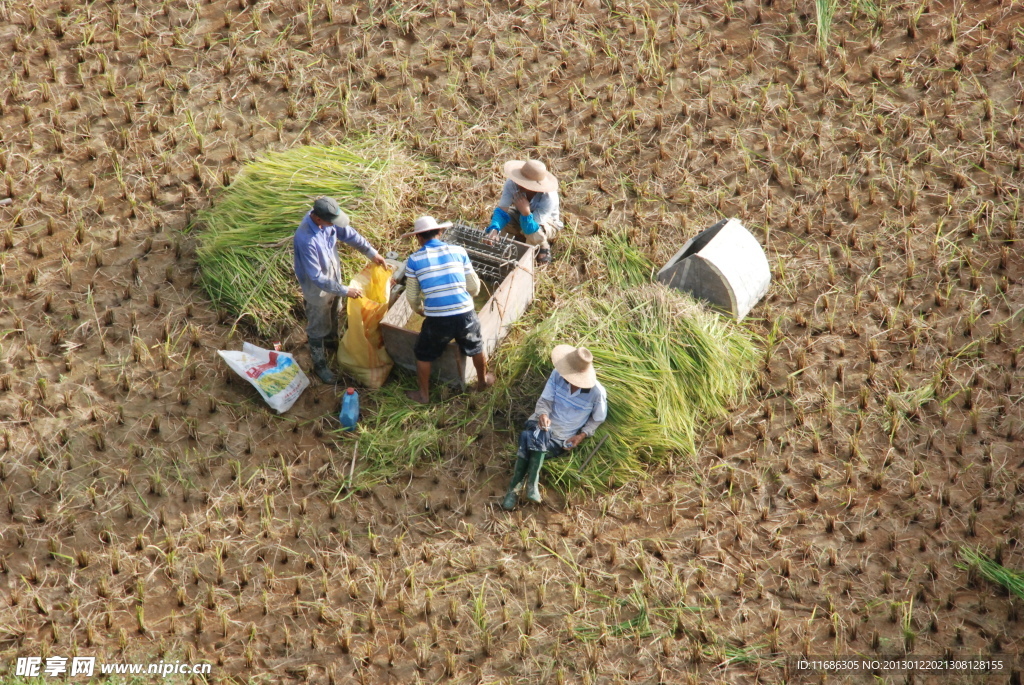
[0,0,1022,682]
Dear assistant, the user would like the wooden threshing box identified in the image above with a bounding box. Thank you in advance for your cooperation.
[381,227,535,388]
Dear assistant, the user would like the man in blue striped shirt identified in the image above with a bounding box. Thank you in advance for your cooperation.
[403,216,494,403]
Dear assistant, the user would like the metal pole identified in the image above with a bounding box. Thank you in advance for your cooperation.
[577,435,608,473]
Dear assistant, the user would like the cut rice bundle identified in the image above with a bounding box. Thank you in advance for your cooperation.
[496,284,760,492]
[958,547,1024,599]
[193,143,430,337]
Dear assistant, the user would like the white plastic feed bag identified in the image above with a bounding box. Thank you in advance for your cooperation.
[217,342,309,413]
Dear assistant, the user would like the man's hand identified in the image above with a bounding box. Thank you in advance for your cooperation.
[346,287,364,299]
[536,414,551,430]
[565,433,586,449]
[512,189,531,216]
[372,254,387,267]
[484,230,498,245]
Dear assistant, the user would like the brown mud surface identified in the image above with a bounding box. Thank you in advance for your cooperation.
[0,1,1022,683]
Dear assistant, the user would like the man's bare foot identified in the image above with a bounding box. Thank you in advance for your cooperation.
[475,372,496,392]
[406,390,430,404]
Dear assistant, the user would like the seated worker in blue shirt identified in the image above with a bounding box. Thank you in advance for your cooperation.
[293,196,386,384]
[484,159,563,266]
[403,216,495,404]
[502,345,608,510]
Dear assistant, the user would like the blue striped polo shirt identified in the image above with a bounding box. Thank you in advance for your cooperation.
[405,239,475,317]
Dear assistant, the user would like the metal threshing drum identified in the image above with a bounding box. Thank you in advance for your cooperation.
[443,223,519,286]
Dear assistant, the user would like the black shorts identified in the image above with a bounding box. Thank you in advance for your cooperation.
[414,311,484,362]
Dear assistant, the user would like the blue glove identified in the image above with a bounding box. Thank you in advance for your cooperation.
[519,212,540,235]
[486,206,510,233]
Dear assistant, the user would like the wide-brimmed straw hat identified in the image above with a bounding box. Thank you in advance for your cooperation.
[551,345,597,388]
[401,215,453,238]
[504,159,558,194]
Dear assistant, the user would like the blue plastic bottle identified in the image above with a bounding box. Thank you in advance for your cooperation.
[340,388,359,431]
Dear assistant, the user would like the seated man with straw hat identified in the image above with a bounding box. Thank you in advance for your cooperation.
[501,345,607,510]
[403,216,495,404]
[484,159,563,266]
[294,196,387,384]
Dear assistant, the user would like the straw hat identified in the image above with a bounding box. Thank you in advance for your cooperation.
[551,345,597,388]
[401,215,453,238]
[504,160,558,194]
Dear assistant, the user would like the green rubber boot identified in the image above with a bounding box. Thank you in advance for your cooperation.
[524,450,546,504]
[308,338,338,384]
[501,457,530,511]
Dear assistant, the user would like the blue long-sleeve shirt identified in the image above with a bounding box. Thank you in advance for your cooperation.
[293,212,378,297]
[528,370,608,442]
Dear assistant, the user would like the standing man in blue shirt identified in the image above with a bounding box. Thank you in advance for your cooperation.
[484,159,563,266]
[294,196,387,384]
[403,216,495,404]
[501,345,608,510]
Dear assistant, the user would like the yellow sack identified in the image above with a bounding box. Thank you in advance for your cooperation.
[336,264,394,388]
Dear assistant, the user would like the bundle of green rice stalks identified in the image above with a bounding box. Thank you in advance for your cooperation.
[601,230,658,288]
[958,547,1024,599]
[193,142,432,337]
[349,382,481,488]
[491,284,760,492]
[320,374,500,497]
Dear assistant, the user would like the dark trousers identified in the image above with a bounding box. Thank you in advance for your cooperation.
[516,420,565,461]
